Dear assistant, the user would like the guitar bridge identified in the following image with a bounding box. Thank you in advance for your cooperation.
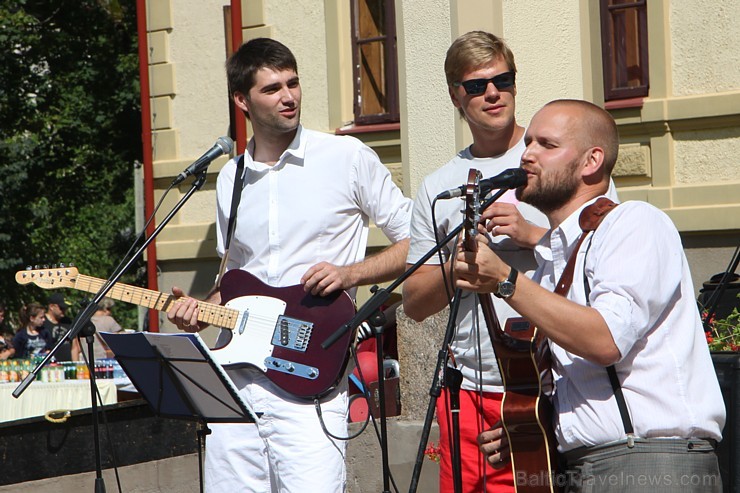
[271,315,313,352]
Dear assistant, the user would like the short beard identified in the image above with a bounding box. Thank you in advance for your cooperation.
[516,163,580,214]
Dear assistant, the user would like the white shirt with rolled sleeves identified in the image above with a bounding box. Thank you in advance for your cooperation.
[533,197,725,452]
[215,124,412,297]
[207,124,412,493]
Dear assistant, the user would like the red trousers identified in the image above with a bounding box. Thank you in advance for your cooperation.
[436,388,514,493]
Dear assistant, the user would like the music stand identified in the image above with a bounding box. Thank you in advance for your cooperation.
[100,331,255,492]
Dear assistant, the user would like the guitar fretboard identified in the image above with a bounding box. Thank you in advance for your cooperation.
[72,274,239,330]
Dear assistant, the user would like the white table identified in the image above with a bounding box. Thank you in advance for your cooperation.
[0,380,117,422]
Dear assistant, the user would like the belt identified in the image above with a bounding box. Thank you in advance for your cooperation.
[563,437,718,464]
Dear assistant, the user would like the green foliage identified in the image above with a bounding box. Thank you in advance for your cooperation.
[0,0,143,331]
[704,297,740,352]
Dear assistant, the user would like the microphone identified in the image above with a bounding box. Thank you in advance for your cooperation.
[172,136,234,185]
[436,167,527,200]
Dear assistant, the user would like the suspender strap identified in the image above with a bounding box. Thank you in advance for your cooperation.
[577,198,635,442]
[216,154,245,288]
[606,365,635,439]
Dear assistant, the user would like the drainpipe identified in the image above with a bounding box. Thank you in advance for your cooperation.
[231,0,247,154]
[136,0,159,332]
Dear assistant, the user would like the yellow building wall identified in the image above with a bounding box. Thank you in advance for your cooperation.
[143,0,740,312]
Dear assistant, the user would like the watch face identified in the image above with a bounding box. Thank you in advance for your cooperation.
[497,281,515,298]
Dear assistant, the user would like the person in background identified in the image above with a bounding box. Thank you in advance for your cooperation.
[458,99,725,492]
[0,303,14,334]
[13,302,52,359]
[167,37,412,492]
[43,293,73,360]
[71,297,123,362]
[0,303,15,360]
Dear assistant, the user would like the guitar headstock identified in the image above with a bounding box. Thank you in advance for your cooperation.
[463,168,482,251]
[16,266,80,290]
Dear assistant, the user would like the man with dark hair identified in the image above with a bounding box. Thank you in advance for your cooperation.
[458,99,725,492]
[168,37,412,492]
[44,293,72,361]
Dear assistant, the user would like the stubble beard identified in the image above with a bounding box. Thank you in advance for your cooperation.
[250,105,301,136]
[516,162,580,214]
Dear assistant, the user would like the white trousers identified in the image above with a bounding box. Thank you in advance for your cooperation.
[204,370,348,493]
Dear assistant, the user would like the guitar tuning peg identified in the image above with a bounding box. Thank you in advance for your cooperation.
[43,264,49,269]
[34,265,40,270]
[59,263,66,268]
[25,265,31,270]
[69,262,75,267]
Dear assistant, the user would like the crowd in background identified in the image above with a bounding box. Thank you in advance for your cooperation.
[0,296,123,363]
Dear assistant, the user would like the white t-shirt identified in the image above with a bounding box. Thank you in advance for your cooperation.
[407,137,549,392]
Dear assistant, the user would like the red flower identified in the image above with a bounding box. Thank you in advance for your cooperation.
[424,442,442,463]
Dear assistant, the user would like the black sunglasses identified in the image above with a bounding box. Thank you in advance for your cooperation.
[453,71,516,95]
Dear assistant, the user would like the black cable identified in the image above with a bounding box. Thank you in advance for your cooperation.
[432,197,456,305]
[701,243,740,328]
[315,341,401,492]
[313,345,370,441]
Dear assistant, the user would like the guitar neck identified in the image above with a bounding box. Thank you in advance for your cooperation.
[462,168,504,341]
[72,274,238,330]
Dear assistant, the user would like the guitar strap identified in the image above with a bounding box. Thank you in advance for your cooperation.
[216,153,245,289]
[557,197,635,443]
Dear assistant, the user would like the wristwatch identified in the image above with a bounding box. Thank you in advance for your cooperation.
[494,268,518,299]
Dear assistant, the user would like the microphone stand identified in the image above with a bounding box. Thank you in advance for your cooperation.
[13,172,211,493]
[322,188,512,493]
[409,290,465,493]
[81,321,106,493]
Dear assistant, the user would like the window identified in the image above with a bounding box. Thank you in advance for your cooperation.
[350,0,399,124]
[600,0,649,102]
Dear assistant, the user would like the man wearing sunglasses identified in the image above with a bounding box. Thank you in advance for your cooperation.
[403,31,549,493]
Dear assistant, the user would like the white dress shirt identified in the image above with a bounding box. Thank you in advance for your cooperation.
[533,197,726,451]
[206,125,411,492]
[215,125,412,297]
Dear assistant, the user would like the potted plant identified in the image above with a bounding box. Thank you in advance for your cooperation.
[704,304,740,353]
[702,296,740,493]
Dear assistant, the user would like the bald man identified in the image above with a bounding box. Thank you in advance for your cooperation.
[457,99,725,492]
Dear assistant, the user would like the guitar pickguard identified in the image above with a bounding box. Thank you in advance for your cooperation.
[212,294,286,369]
[210,295,320,381]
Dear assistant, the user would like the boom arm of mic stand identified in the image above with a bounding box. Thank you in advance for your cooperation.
[321,187,510,350]
[13,172,210,399]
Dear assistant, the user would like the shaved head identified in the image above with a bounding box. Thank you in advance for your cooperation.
[541,99,619,175]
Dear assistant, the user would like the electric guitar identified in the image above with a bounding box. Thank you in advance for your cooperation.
[16,266,356,399]
[463,169,561,492]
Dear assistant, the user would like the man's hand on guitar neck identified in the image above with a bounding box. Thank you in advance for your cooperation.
[455,235,510,292]
[166,286,221,333]
[477,422,511,468]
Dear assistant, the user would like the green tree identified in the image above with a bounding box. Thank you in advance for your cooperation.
[0,0,143,331]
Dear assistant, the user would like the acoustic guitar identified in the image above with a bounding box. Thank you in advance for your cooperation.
[16,266,356,399]
[462,169,561,492]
